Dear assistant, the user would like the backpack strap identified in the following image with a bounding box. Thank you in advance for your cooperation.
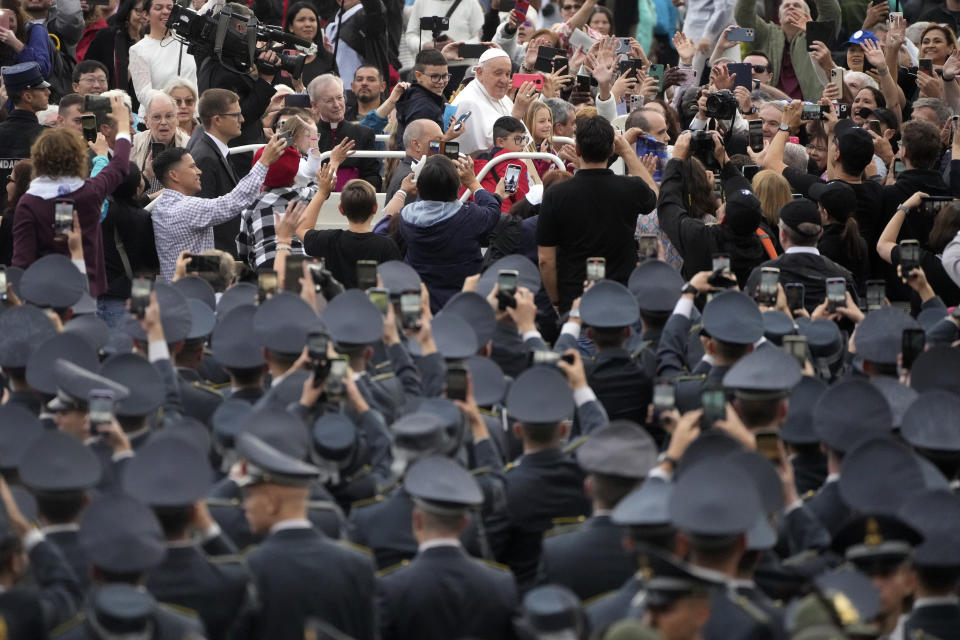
[756,227,779,260]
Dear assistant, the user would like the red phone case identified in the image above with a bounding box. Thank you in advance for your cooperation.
[512,73,543,89]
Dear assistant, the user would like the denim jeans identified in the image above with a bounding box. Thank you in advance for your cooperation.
[97,296,128,328]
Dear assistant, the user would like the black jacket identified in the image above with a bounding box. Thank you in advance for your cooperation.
[84,27,138,111]
[745,249,860,314]
[658,159,766,286]
[101,194,159,298]
[331,0,390,80]
[817,223,869,293]
[395,83,445,149]
[0,109,45,264]
[187,131,242,256]
[318,120,382,190]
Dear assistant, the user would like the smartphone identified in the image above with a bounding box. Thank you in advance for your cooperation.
[727,62,752,90]
[901,328,926,369]
[534,55,558,73]
[575,74,591,92]
[866,279,885,311]
[648,64,665,91]
[618,59,641,77]
[889,11,903,21]
[865,119,882,137]
[830,67,844,94]
[837,103,850,119]
[284,94,312,109]
[510,71,549,91]
[503,163,522,194]
[784,282,804,311]
[81,114,98,143]
[54,199,74,236]
[712,254,731,276]
[186,254,220,274]
[325,357,348,398]
[728,27,755,42]
[0,268,6,302]
[742,164,760,181]
[284,255,305,294]
[356,260,378,291]
[792,193,804,200]
[130,276,153,319]
[653,379,675,411]
[151,142,165,160]
[801,103,825,120]
[920,196,955,216]
[306,331,329,361]
[782,335,808,368]
[919,58,933,76]
[445,363,468,401]
[428,140,442,155]
[899,239,921,273]
[893,158,906,178]
[443,141,460,160]
[748,120,763,153]
[757,266,780,306]
[497,269,518,311]
[637,233,658,261]
[614,37,631,56]
[88,389,115,428]
[307,260,325,290]
[258,270,278,303]
[805,20,835,50]
[458,43,490,58]
[400,290,422,330]
[629,94,644,112]
[453,111,471,131]
[700,387,726,428]
[826,277,846,311]
[754,429,781,462]
[586,257,606,282]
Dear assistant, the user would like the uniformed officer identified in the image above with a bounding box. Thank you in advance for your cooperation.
[123,434,255,640]
[637,549,722,640]
[513,584,587,640]
[215,283,257,321]
[668,456,782,640]
[25,333,99,429]
[18,255,90,318]
[897,489,960,639]
[63,315,112,360]
[0,404,43,483]
[175,298,224,424]
[236,432,378,640]
[760,311,795,346]
[779,376,828,496]
[909,345,960,395]
[852,307,921,426]
[786,567,882,638]
[0,62,48,204]
[377,455,517,640]
[556,281,653,427]
[587,479,676,633]
[659,289,764,413]
[485,366,594,590]
[806,380,894,536]
[444,291,498,358]
[18,431,101,594]
[795,318,845,383]
[211,305,269,403]
[253,292,321,385]
[0,305,57,415]
[625,260,684,378]
[899,391,960,488]
[60,493,205,638]
[721,343,802,434]
[463,354,514,463]
[537,421,658,601]
[311,412,385,511]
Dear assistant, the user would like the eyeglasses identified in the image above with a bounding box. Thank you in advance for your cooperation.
[424,72,450,83]
[148,113,177,123]
[751,65,768,73]
[173,97,196,107]
[805,143,827,153]
[217,112,243,119]
[511,134,529,144]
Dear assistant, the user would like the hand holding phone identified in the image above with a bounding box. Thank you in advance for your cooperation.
[497,269,518,311]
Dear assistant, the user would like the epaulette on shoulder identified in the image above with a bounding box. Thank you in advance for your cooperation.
[344,465,372,483]
[472,557,511,572]
[51,613,85,637]
[238,544,259,558]
[351,494,385,509]
[802,489,817,501]
[563,436,589,455]
[377,559,410,577]
[675,374,706,382]
[205,497,241,508]
[210,381,232,390]
[544,521,584,538]
[630,341,652,359]
[371,371,396,382]
[373,360,392,371]
[306,500,338,512]
[504,461,517,472]
[478,407,499,417]
[551,514,587,526]
[158,602,201,619]
[470,466,494,476]
[208,553,246,565]
[732,594,771,624]
[582,590,616,608]
[191,381,222,397]
[338,539,373,556]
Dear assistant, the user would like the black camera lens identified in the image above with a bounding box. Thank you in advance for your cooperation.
[704,90,738,121]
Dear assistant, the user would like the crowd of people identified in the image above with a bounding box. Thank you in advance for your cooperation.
[1,0,960,638]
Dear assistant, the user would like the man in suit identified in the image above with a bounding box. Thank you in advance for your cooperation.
[308,74,382,190]
[187,89,245,258]
[238,432,377,640]
[376,456,518,640]
[537,422,657,601]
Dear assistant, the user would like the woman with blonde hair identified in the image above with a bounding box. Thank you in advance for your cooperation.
[523,101,556,177]
[752,170,791,255]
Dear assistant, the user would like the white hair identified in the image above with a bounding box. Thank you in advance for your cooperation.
[783,142,810,173]
[907,21,930,46]
[145,90,177,113]
[162,76,198,100]
[844,71,878,91]
[307,74,343,102]
[778,0,811,19]
[100,89,132,110]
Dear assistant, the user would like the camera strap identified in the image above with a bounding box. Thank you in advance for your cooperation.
[444,0,463,20]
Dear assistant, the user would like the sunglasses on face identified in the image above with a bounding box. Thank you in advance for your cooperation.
[751,65,768,73]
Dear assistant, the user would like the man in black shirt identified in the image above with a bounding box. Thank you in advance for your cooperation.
[537,116,657,313]
[296,178,400,288]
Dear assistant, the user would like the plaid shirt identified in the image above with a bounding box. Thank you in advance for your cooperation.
[237,185,316,269]
[153,163,268,281]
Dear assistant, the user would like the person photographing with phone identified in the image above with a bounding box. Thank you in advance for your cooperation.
[12,94,131,301]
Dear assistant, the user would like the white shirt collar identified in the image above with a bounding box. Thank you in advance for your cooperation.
[269,518,312,535]
[40,523,80,534]
[205,131,231,159]
[418,538,461,552]
[914,595,960,608]
[785,246,820,256]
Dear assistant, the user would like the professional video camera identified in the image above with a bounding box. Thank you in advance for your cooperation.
[704,90,738,121]
[166,0,309,76]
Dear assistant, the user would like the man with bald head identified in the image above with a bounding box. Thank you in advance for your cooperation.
[308,74,381,190]
[452,48,538,155]
[385,119,444,201]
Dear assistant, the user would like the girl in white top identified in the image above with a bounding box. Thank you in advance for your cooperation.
[129,0,198,118]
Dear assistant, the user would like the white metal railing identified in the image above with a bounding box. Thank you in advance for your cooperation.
[551,136,575,146]
[458,152,566,203]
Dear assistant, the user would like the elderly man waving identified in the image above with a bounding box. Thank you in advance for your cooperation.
[452,48,538,155]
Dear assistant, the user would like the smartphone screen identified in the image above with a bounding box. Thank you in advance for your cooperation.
[503,164,522,193]
[712,254,731,275]
[54,200,74,235]
[325,358,348,396]
[284,94,312,109]
[356,260,378,291]
[784,283,804,311]
[443,141,460,160]
[899,240,921,272]
[742,164,760,181]
[782,335,807,367]
[497,270,518,296]
[637,234,658,261]
[284,255,305,294]
[0,268,6,300]
[81,114,98,143]
[919,58,933,75]
[757,267,779,306]
[701,388,726,427]
[901,328,925,369]
[653,380,675,411]
[826,278,846,310]
[187,255,220,274]
[748,120,763,153]
[866,280,885,311]
[306,331,328,360]
[801,104,823,120]
[258,271,278,302]
[755,430,781,462]
[367,288,389,315]
[445,364,468,401]
[130,276,153,318]
[586,257,605,282]
[400,291,422,330]
[88,390,115,426]
[429,141,441,155]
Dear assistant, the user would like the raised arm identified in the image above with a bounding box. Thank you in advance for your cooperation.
[877,192,926,263]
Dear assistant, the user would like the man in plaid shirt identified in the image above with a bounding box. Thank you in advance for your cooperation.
[237,146,317,270]
[151,135,287,281]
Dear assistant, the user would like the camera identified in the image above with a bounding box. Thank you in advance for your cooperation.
[689,130,716,166]
[259,47,306,79]
[704,90,738,120]
[83,94,111,113]
[420,15,449,39]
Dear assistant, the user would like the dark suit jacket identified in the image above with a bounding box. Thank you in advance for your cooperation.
[187,131,242,257]
[744,250,860,314]
[377,545,518,640]
[246,526,377,640]
[537,515,633,602]
[318,120,382,190]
